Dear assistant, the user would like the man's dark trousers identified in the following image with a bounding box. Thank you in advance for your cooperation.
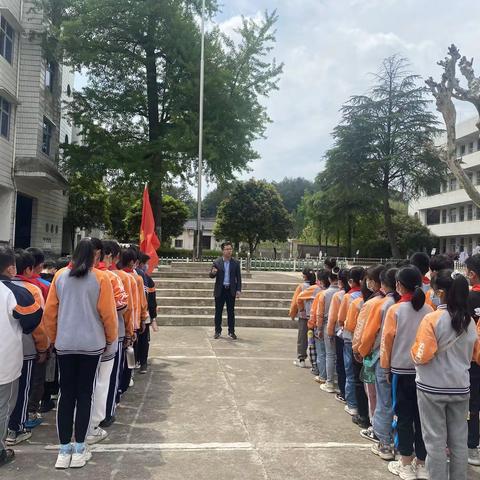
[215,286,236,335]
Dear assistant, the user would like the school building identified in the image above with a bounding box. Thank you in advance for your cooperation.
[0,0,73,255]
[409,117,480,255]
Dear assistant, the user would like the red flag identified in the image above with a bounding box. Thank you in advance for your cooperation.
[140,185,161,274]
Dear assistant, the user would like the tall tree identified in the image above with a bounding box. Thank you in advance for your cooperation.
[214,179,293,255]
[338,56,444,257]
[426,45,480,207]
[46,0,282,238]
[272,177,314,213]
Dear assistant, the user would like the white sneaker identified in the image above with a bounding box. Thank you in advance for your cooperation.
[388,460,417,480]
[129,378,134,387]
[293,359,307,368]
[413,459,429,479]
[314,376,326,384]
[55,444,72,469]
[320,382,336,393]
[344,405,358,416]
[70,444,92,468]
[86,427,108,445]
[468,448,480,466]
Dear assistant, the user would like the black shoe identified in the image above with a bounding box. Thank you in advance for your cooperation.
[228,333,237,340]
[0,449,15,467]
[139,364,148,374]
[99,416,116,428]
[39,399,55,413]
[214,333,221,339]
[352,415,370,429]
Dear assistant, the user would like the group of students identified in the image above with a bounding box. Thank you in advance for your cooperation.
[290,253,480,480]
[0,238,157,469]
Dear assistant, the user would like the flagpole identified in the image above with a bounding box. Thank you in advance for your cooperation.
[196,0,205,261]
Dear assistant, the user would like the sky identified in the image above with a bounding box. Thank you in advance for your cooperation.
[75,0,480,188]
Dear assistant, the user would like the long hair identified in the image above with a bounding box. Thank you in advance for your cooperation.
[396,266,425,311]
[380,267,400,302]
[69,239,94,278]
[432,269,471,334]
[338,268,351,293]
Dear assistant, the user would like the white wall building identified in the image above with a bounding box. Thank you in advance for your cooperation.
[0,0,72,254]
[410,117,480,255]
[173,218,222,251]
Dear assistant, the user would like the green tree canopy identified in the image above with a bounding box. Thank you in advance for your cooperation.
[44,0,282,234]
[272,177,314,213]
[214,179,293,255]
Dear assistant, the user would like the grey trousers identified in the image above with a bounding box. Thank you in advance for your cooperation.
[297,318,308,360]
[417,390,469,480]
[0,379,19,451]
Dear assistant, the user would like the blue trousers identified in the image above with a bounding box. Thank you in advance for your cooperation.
[343,341,357,408]
[373,358,393,445]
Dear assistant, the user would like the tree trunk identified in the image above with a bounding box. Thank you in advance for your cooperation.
[347,216,353,257]
[145,13,162,238]
[382,187,400,258]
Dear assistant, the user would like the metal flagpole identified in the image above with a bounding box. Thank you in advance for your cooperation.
[196,0,206,260]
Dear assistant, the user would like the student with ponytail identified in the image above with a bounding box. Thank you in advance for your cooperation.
[412,269,480,480]
[380,266,432,478]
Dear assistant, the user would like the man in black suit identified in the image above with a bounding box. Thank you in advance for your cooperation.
[209,241,242,339]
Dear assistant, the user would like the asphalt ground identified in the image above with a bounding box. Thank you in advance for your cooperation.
[3,326,479,479]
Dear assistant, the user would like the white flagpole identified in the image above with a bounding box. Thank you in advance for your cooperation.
[196,0,206,260]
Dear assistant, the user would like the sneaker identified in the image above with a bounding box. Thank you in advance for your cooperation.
[352,415,370,429]
[70,443,92,468]
[99,416,116,428]
[372,442,395,461]
[335,393,347,404]
[0,449,15,467]
[228,333,237,340]
[86,427,109,445]
[310,368,320,376]
[468,448,480,466]
[25,413,43,429]
[388,460,417,479]
[360,426,379,443]
[5,429,31,446]
[344,405,358,416]
[129,378,134,387]
[413,459,429,479]
[314,376,326,384]
[39,399,55,413]
[293,359,307,368]
[139,364,148,374]
[55,444,72,469]
[320,382,336,393]
[214,332,221,339]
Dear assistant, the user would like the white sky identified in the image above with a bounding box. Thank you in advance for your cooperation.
[76,0,480,190]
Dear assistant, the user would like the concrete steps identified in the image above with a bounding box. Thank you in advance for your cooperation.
[154,263,297,328]
[156,315,297,329]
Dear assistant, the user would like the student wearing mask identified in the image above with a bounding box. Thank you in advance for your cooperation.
[425,254,454,310]
[382,266,432,479]
[43,240,117,469]
[412,269,480,480]
[0,247,42,467]
[409,252,431,294]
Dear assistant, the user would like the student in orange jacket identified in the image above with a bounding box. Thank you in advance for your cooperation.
[290,268,317,369]
[43,240,117,470]
[381,266,432,478]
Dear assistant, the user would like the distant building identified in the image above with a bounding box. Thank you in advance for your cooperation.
[173,218,222,251]
[0,1,72,254]
[409,117,480,255]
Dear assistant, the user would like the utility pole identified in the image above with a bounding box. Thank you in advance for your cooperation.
[196,0,206,260]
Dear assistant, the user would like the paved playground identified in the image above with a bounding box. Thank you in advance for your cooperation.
[3,326,479,479]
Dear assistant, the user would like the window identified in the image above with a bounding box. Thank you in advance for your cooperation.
[459,206,465,222]
[449,238,456,252]
[0,97,11,139]
[469,142,474,154]
[0,16,14,64]
[42,118,54,155]
[66,84,71,97]
[174,239,183,248]
[468,204,473,221]
[55,225,58,234]
[460,145,466,155]
[449,177,457,191]
[442,209,447,223]
[64,134,69,145]
[449,208,457,223]
[469,237,473,253]
[460,237,465,252]
[468,172,474,182]
[477,207,480,220]
[477,139,480,151]
[201,235,211,250]
[476,171,480,186]
[45,62,55,92]
[45,223,49,233]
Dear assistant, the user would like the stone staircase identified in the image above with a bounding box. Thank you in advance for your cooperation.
[154,262,298,328]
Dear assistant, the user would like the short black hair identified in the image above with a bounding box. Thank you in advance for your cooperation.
[43,260,56,270]
[90,237,105,261]
[302,267,316,285]
[25,247,45,267]
[139,252,150,264]
[221,241,233,250]
[0,246,16,273]
[349,266,365,285]
[324,257,337,270]
[430,254,454,273]
[103,240,121,259]
[120,249,136,268]
[56,257,70,270]
[316,268,330,288]
[409,252,430,276]
[466,254,480,278]
[15,249,35,275]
